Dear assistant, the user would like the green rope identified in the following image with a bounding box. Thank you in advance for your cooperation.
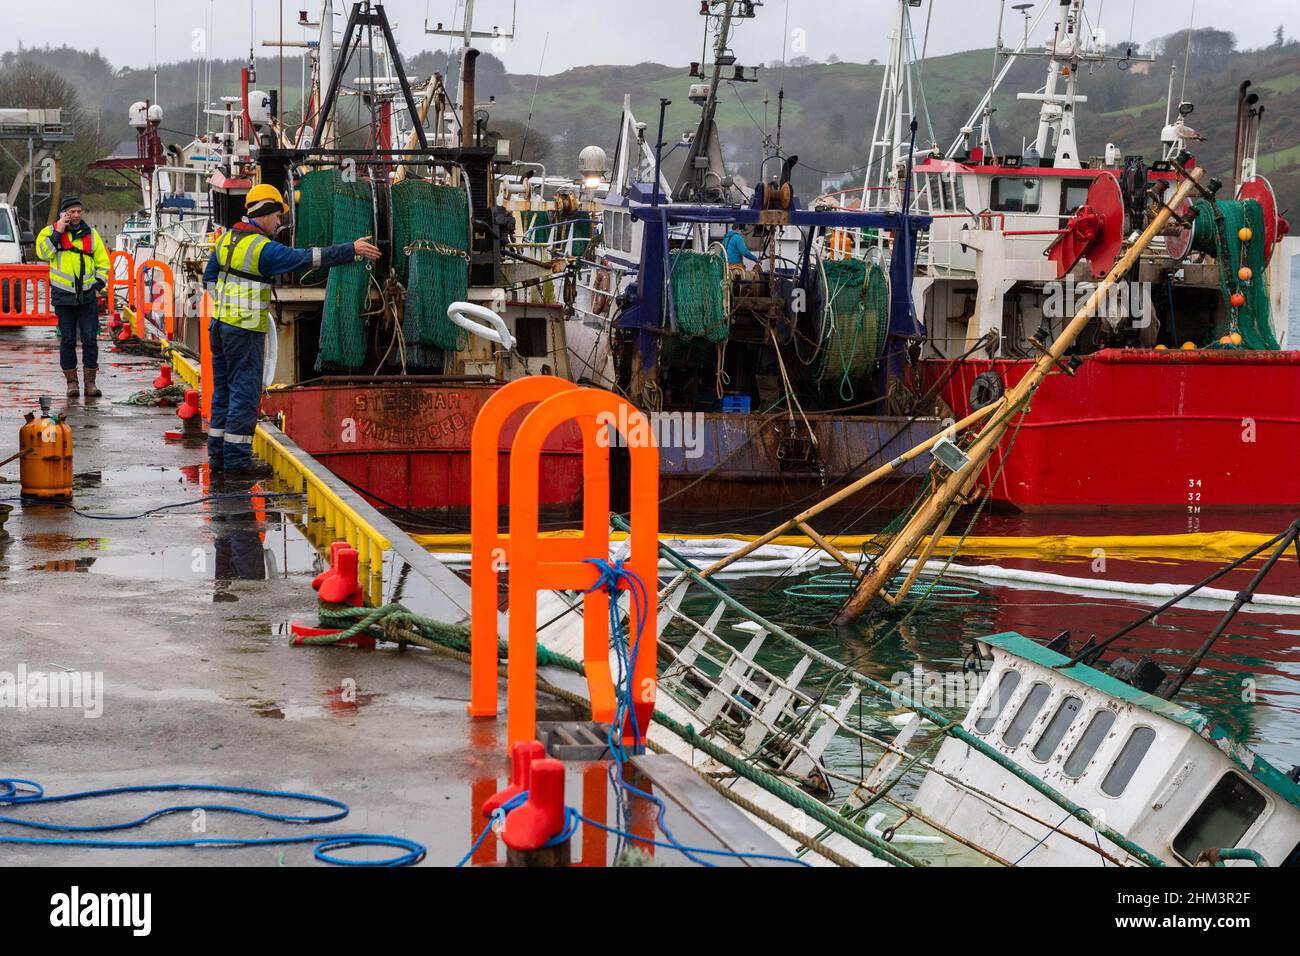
[1189,198,1276,350]
[817,258,888,401]
[294,170,336,287]
[392,180,470,356]
[308,601,920,867]
[316,177,374,371]
[784,572,979,602]
[668,251,729,343]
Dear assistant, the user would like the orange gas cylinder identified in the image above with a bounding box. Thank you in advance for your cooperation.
[19,396,73,500]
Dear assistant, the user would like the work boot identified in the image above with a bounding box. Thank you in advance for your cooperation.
[83,368,103,398]
[223,460,274,482]
[64,369,79,398]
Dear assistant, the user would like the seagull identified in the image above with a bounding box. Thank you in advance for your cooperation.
[1171,120,1206,142]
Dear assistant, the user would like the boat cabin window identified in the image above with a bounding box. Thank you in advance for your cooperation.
[990,176,1040,214]
[1003,681,1050,747]
[0,208,14,242]
[603,210,619,252]
[1171,773,1268,865]
[622,212,634,254]
[973,669,1021,734]
[1060,178,1092,220]
[1063,708,1117,778]
[1032,695,1082,762]
[1100,725,1157,797]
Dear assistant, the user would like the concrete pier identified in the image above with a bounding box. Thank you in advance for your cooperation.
[0,327,758,867]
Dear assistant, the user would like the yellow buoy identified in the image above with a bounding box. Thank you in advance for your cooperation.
[1181,341,1197,350]
[1230,331,1243,346]
[1154,343,1167,350]
[1218,335,1232,345]
[1238,227,1253,242]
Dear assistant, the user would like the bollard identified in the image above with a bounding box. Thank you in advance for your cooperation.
[312,540,351,591]
[164,390,205,441]
[318,547,363,607]
[153,364,173,390]
[482,740,546,817]
[503,758,570,866]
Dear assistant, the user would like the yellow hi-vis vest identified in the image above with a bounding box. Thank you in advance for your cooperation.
[214,229,273,333]
[34,224,109,299]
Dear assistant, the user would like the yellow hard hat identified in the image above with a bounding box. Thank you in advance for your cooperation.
[246,183,289,214]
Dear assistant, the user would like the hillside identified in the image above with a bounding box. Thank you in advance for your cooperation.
[1,30,1296,221]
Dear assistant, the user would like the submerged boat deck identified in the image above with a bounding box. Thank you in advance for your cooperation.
[0,328,761,866]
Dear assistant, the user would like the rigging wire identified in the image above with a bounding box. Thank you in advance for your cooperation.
[1180,0,1197,104]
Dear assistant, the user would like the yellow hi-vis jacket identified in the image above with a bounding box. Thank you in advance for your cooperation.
[34,223,110,304]
[213,228,274,333]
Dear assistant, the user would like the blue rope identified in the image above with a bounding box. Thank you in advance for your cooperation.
[0,777,425,866]
[456,557,808,868]
[456,791,528,867]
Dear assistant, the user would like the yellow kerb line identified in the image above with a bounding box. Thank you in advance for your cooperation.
[252,427,391,607]
[161,342,202,389]
[162,342,389,606]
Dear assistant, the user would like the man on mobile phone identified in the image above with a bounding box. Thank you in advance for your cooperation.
[34,197,110,398]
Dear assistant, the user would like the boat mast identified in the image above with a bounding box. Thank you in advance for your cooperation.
[673,0,748,203]
[863,0,914,213]
[1022,0,1084,166]
[833,161,1208,624]
[317,1,336,147]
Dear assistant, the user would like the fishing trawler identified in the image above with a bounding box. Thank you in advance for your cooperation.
[111,0,942,524]
[560,0,939,516]
[840,0,1295,513]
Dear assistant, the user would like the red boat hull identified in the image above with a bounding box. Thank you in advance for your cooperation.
[921,349,1300,512]
[262,382,585,513]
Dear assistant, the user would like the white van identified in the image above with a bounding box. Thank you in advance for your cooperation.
[0,203,24,264]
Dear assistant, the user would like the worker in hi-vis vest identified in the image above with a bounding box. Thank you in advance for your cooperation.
[34,196,110,399]
[202,184,380,479]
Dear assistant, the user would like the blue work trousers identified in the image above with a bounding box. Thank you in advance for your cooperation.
[55,300,100,371]
[208,319,265,468]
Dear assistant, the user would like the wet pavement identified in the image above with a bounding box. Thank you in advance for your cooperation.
[0,328,549,866]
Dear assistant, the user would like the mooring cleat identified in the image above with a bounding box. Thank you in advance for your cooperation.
[501,758,568,852]
[482,740,547,817]
[289,620,376,649]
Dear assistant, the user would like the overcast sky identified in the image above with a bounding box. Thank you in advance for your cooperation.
[4,0,1297,76]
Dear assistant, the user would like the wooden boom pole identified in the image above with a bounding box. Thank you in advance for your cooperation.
[833,162,1208,624]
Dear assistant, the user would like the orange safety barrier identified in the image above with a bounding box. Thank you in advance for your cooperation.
[134,258,175,340]
[199,291,213,421]
[0,265,57,328]
[505,387,658,747]
[468,375,582,717]
[106,250,136,317]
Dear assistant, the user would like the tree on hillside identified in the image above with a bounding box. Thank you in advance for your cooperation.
[1274,26,1285,48]
[1157,27,1236,67]
[0,62,111,225]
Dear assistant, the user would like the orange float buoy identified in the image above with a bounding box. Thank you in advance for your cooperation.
[19,396,73,500]
[1218,335,1232,345]
[1230,291,1246,307]
[1230,331,1243,345]
[1181,341,1197,350]
[1238,266,1253,281]
[1238,227,1253,242]
[1154,344,1167,350]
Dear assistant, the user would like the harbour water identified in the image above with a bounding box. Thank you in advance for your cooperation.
[667,507,1300,820]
